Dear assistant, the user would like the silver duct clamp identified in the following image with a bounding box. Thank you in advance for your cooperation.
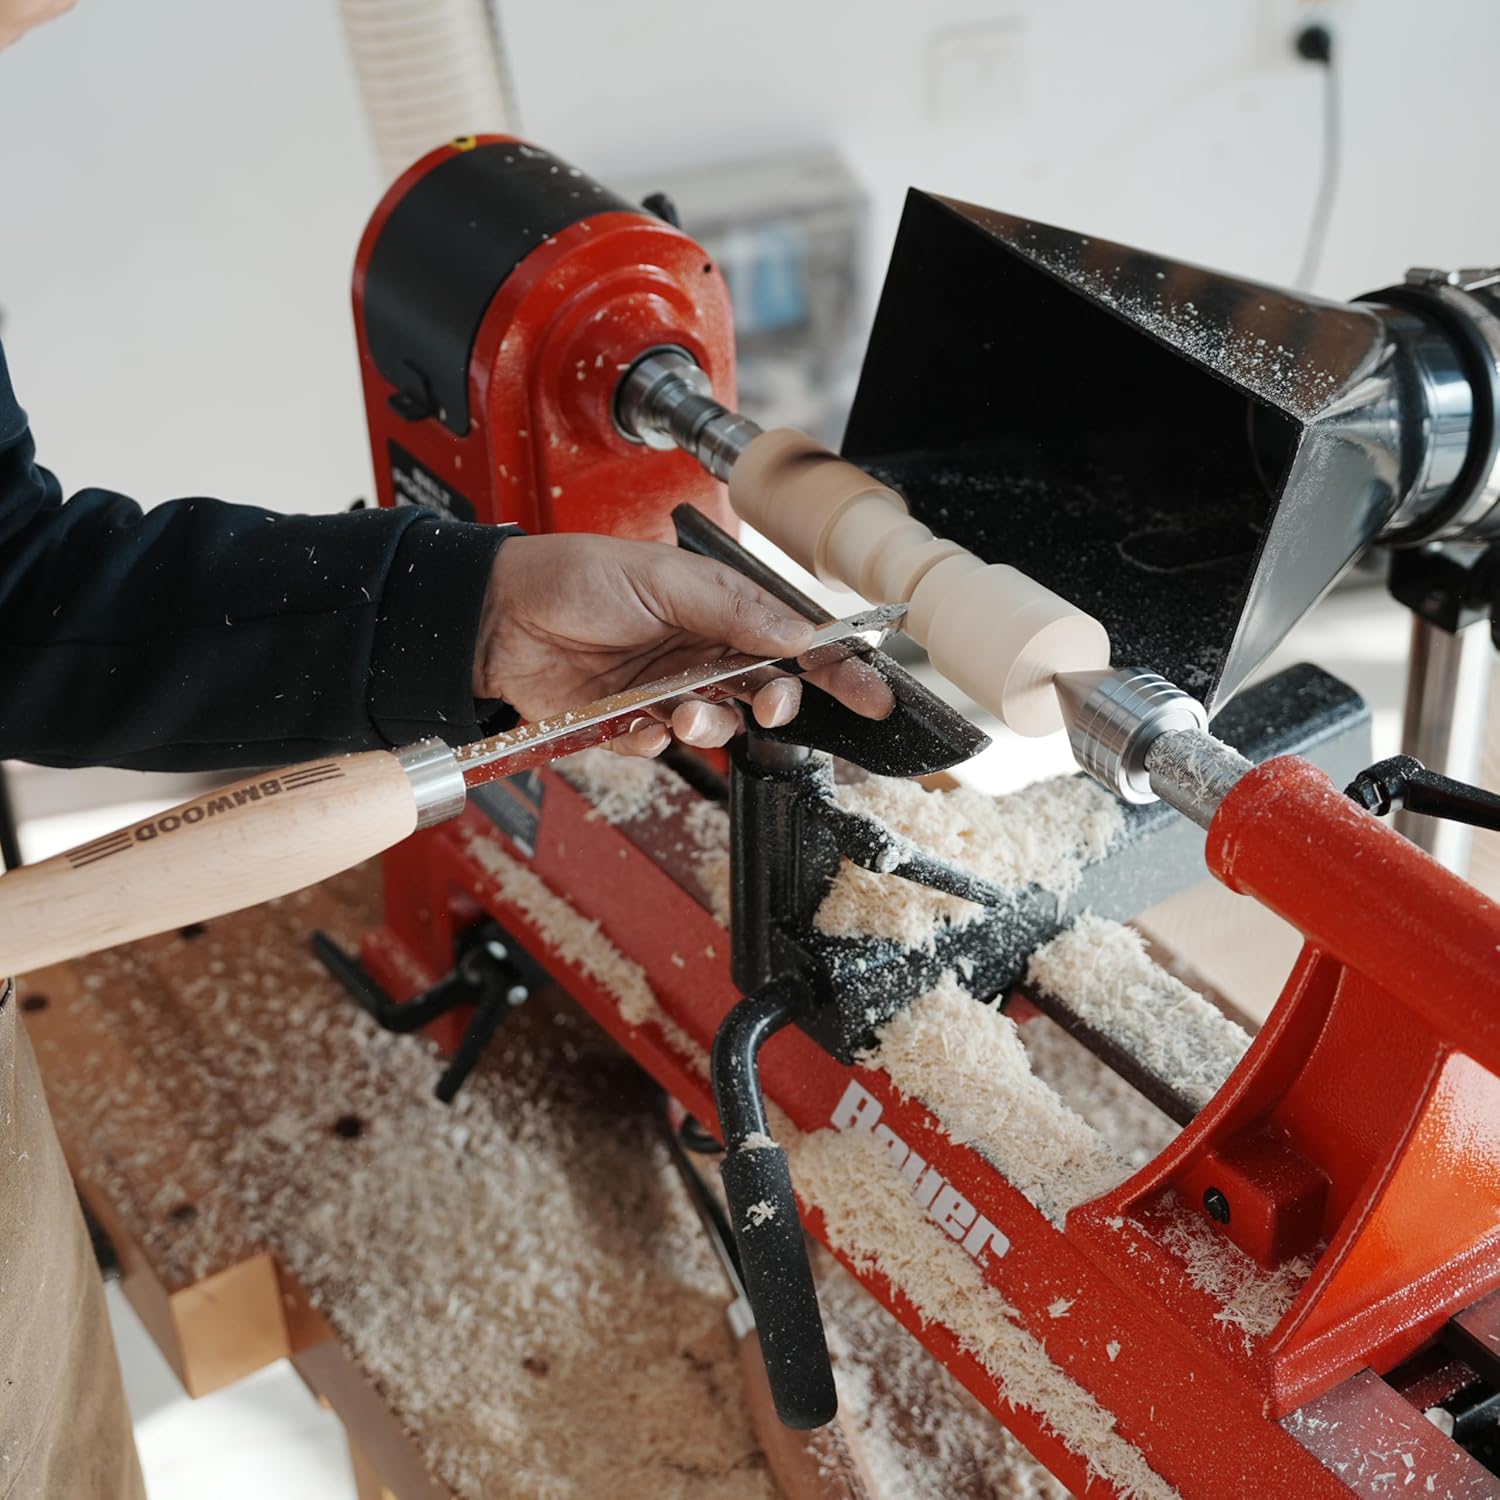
[1054,668,1210,805]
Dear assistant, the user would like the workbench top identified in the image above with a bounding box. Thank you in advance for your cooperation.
[19,866,1064,1500]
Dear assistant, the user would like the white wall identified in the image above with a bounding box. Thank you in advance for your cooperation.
[0,0,1496,518]
[0,0,380,511]
[503,0,1498,305]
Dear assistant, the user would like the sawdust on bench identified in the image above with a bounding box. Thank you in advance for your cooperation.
[1027,915,1249,1114]
[815,772,1124,950]
[789,1121,1182,1500]
[861,972,1128,1226]
[44,894,766,1500]
[36,876,1081,1499]
[558,750,731,926]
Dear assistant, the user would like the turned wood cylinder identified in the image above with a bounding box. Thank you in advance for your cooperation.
[728,429,1110,735]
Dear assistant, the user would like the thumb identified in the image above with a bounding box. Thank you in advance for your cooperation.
[644,552,816,656]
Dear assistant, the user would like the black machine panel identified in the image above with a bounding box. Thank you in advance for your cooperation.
[363,140,637,435]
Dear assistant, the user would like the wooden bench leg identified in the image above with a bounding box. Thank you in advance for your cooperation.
[347,1434,397,1500]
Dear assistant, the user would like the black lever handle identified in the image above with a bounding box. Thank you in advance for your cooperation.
[711,976,837,1430]
[1345,754,1500,832]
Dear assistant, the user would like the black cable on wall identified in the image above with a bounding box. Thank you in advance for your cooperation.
[1294,23,1340,291]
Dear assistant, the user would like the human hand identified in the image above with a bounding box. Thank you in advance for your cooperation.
[472,534,894,757]
[0,0,74,52]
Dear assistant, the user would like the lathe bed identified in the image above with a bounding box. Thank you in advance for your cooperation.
[21,866,1085,1499]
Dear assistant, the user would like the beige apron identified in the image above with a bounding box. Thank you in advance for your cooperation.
[0,978,145,1499]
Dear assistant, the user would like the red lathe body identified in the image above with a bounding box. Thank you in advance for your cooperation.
[349,137,1500,1498]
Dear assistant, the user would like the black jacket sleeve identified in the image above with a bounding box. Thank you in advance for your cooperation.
[0,338,511,772]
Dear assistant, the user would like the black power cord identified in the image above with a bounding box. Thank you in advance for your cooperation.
[1293,23,1340,290]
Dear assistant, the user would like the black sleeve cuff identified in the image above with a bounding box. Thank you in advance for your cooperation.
[368,517,517,747]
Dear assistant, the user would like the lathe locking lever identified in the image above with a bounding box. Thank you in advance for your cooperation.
[710,974,837,1431]
[1346,755,1500,832]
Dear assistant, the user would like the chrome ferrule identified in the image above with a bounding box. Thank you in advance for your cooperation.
[396,738,467,829]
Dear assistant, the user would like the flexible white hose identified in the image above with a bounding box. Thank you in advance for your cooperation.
[338,0,518,182]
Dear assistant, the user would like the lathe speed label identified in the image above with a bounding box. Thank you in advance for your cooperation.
[388,440,476,522]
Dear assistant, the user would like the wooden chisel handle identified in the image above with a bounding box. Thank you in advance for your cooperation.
[0,746,438,976]
[0,607,905,978]
[737,1329,877,1500]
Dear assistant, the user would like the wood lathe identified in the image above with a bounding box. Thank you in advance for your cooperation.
[8,136,1500,1497]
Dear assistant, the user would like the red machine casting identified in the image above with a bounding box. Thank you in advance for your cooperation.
[350,136,1500,1498]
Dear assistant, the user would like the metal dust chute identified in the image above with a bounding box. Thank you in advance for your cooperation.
[842,191,1500,712]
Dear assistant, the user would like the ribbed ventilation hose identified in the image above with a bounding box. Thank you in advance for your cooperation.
[337,0,518,182]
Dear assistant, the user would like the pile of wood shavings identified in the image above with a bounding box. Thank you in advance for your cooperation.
[817,1256,1068,1499]
[556,750,677,825]
[861,974,1129,1225]
[816,774,1124,950]
[1148,1196,1314,1352]
[557,750,731,926]
[44,894,771,1500]
[787,1122,1182,1500]
[1027,916,1251,1113]
[554,753,1130,956]
[879,991,1308,1354]
[456,822,706,1075]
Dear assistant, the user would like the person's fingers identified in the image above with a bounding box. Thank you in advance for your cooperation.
[641,552,816,658]
[751,676,802,729]
[804,657,896,720]
[610,721,672,758]
[671,698,743,748]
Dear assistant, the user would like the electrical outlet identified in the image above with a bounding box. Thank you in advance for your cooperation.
[1254,0,1338,67]
[926,18,1026,124]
